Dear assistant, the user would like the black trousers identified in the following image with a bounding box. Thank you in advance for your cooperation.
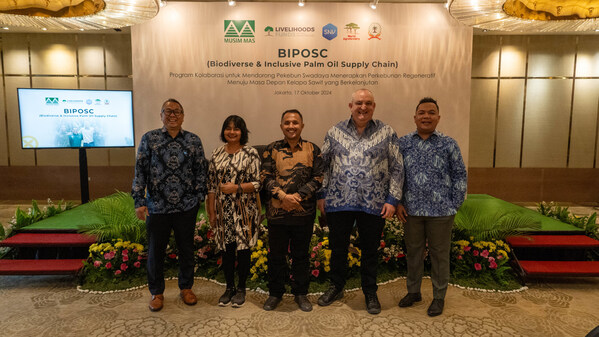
[146,205,198,295]
[327,211,385,294]
[222,242,251,290]
[267,221,314,297]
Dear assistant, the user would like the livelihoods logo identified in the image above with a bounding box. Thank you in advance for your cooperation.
[264,25,315,37]
[224,20,256,43]
[368,23,382,40]
[322,23,337,40]
[343,22,360,41]
[45,97,59,105]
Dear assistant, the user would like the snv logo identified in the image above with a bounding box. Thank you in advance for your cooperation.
[322,23,337,40]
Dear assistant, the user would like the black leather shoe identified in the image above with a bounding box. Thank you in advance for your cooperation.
[427,299,444,317]
[317,286,344,306]
[218,288,236,306]
[263,296,282,311]
[365,293,381,315]
[398,292,422,307]
[294,295,313,312]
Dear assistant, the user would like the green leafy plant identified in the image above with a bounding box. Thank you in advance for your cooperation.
[454,202,541,241]
[2,199,73,239]
[78,192,146,244]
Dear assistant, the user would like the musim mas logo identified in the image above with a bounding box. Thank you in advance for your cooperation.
[343,22,360,41]
[368,23,382,40]
[45,97,59,105]
[224,20,255,43]
[322,23,337,40]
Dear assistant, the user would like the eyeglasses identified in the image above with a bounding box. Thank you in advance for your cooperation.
[163,109,183,117]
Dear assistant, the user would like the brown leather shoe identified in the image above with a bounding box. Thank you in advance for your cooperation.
[180,289,197,305]
[149,294,164,311]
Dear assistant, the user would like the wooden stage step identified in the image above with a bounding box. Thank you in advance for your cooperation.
[0,233,96,247]
[0,259,85,275]
[518,261,599,277]
[506,235,599,249]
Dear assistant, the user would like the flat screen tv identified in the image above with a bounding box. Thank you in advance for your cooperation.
[17,88,135,149]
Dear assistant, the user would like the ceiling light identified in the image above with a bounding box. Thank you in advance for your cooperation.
[159,0,167,8]
[0,0,160,31]
[370,0,379,10]
[228,0,236,6]
[298,0,305,7]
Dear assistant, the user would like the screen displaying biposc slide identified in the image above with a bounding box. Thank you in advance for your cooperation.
[17,88,135,149]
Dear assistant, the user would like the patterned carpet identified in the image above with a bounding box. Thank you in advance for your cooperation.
[1,276,598,337]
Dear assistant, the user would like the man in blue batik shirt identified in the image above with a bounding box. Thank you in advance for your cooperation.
[396,97,467,317]
[132,98,208,312]
[317,89,404,315]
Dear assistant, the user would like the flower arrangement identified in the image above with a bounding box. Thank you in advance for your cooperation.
[451,238,512,284]
[378,216,406,267]
[250,239,268,281]
[86,239,145,282]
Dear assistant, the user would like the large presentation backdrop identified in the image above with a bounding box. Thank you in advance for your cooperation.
[132,2,472,162]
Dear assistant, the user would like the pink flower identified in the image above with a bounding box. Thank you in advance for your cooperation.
[480,250,489,258]
[489,260,498,269]
[457,255,463,260]
[122,255,129,262]
[497,255,503,260]
[120,263,128,271]
[380,241,386,248]
[311,269,320,277]
[122,249,129,255]
[473,250,479,257]
[138,255,143,261]
[314,261,321,267]
[464,246,471,252]
[133,249,138,253]
[194,235,203,242]
[312,246,319,252]
[93,260,102,267]
[474,263,482,271]
[134,261,141,268]
[114,270,121,275]
[105,262,112,269]
[103,252,115,260]
[317,242,323,247]
[488,256,495,262]
[311,252,316,258]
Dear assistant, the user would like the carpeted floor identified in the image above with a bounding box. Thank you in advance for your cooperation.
[0,275,599,336]
[1,201,599,336]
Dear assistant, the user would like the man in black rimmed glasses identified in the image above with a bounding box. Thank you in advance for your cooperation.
[132,98,208,312]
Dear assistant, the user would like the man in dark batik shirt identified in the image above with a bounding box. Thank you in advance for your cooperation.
[132,98,207,312]
[261,109,324,312]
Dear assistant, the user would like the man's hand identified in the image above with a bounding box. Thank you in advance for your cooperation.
[281,193,304,212]
[317,199,326,215]
[395,204,408,223]
[380,203,396,219]
[135,206,148,221]
[220,182,238,194]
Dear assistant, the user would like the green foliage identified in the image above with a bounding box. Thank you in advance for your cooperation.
[79,192,146,244]
[0,224,5,241]
[454,202,541,241]
[3,199,73,239]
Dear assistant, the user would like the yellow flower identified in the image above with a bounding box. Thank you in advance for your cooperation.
[324,266,331,272]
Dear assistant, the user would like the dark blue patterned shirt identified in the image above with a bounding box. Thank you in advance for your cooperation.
[132,127,208,214]
[399,130,467,217]
[319,118,404,216]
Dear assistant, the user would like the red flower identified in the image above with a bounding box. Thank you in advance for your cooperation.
[480,249,489,258]
[105,262,112,269]
[380,241,386,248]
[314,261,320,267]
[93,260,102,268]
[206,230,214,239]
[138,255,143,261]
[217,257,222,265]
[168,253,177,259]
[114,270,121,275]
[384,257,390,262]
[474,263,482,271]
[457,255,463,260]
[134,261,141,268]
[311,252,316,258]
[464,246,471,252]
[122,249,129,255]
[311,269,320,277]
[473,250,479,257]
[120,263,128,271]
[122,255,129,262]
[489,260,498,269]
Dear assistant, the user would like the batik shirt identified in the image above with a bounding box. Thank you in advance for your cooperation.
[319,118,404,215]
[399,130,467,217]
[132,127,207,214]
[261,138,324,224]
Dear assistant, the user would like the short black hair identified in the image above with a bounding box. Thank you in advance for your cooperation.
[220,115,249,145]
[416,97,439,112]
[161,98,184,114]
[281,109,303,122]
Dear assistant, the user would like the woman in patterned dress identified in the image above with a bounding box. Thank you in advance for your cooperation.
[207,115,261,307]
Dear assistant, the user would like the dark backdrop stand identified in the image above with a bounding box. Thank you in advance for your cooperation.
[79,148,90,204]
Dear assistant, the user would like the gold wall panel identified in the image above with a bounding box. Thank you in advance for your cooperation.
[568,79,599,168]
[472,36,500,78]
[495,79,525,168]
[469,79,497,167]
[29,34,77,75]
[527,36,576,78]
